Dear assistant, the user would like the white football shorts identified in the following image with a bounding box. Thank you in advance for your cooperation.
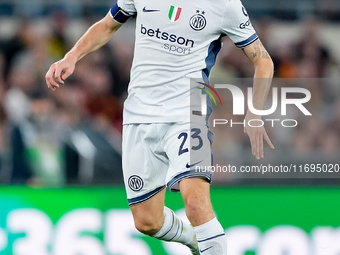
[122,123,213,206]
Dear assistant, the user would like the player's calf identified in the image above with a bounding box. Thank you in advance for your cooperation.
[180,178,215,225]
[180,178,228,255]
[153,207,200,255]
[133,204,200,254]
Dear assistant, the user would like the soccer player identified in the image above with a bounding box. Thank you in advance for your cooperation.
[46,0,274,254]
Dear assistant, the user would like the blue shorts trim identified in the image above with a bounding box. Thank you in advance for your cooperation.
[167,169,213,192]
[128,185,166,206]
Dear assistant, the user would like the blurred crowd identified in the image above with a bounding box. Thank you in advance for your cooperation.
[0,10,339,185]
[0,13,132,185]
[211,17,340,182]
[1,0,340,20]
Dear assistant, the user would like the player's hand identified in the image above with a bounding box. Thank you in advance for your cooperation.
[45,56,76,91]
[244,111,274,160]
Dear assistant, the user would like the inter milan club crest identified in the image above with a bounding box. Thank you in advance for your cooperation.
[190,10,207,31]
[128,175,144,191]
[168,6,182,22]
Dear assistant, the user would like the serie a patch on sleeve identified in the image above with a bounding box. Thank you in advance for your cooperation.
[110,3,131,24]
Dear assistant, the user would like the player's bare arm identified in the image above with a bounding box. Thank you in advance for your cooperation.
[45,12,122,91]
[242,40,275,160]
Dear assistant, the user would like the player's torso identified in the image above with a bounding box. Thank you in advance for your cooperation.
[124,0,228,124]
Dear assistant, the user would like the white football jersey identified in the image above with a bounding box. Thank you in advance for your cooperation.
[110,0,258,124]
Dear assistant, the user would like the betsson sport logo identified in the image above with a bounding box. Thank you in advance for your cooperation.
[140,24,194,55]
[198,83,312,128]
[140,7,208,55]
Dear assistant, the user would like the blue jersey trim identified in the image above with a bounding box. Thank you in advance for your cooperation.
[235,33,259,48]
[201,36,223,131]
[127,185,165,206]
[202,36,223,83]
[201,88,215,144]
[110,3,131,24]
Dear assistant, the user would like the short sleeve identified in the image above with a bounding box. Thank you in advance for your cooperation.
[222,0,258,48]
[110,0,136,24]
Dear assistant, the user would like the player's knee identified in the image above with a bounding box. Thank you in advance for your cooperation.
[184,196,204,217]
[134,216,163,236]
[184,195,213,222]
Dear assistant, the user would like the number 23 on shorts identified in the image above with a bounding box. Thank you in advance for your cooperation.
[177,128,203,156]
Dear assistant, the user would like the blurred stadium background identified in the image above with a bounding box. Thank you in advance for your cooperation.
[0,0,339,254]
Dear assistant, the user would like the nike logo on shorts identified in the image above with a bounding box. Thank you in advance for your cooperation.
[200,246,213,253]
[186,160,203,169]
[143,6,160,12]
